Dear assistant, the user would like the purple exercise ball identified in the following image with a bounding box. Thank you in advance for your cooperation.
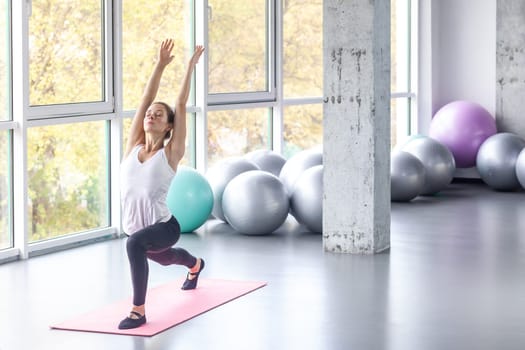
[429,101,497,168]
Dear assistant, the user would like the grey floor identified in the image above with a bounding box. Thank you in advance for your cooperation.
[1,181,525,350]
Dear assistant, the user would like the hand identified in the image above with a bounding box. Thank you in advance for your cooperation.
[190,45,205,66]
[158,39,175,66]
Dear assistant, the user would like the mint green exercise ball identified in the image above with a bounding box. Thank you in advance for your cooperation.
[166,166,214,233]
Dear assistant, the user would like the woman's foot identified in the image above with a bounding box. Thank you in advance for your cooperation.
[181,258,205,290]
[118,310,146,329]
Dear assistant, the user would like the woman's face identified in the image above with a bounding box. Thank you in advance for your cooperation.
[144,103,171,135]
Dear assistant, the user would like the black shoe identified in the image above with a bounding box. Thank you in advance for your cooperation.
[118,311,146,330]
[181,258,205,290]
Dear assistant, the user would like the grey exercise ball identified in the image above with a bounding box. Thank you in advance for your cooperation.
[390,150,426,201]
[244,149,286,177]
[516,148,525,189]
[222,170,289,235]
[402,136,456,195]
[290,165,323,233]
[279,148,322,196]
[476,132,525,191]
[205,157,259,222]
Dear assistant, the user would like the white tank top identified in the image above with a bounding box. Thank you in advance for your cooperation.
[120,145,176,235]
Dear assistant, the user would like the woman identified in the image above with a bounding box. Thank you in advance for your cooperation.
[118,39,206,330]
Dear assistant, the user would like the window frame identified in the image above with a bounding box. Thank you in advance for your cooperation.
[0,0,13,256]
[207,0,276,106]
[25,0,114,120]
[390,0,418,143]
[0,125,14,253]
[25,114,116,250]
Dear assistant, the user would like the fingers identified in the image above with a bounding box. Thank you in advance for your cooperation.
[195,45,205,54]
[161,38,175,52]
[192,45,205,63]
[158,40,204,65]
[158,39,175,65]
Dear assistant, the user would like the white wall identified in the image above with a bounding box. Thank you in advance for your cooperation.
[418,0,497,134]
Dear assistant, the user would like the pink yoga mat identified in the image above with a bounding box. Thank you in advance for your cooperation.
[50,278,266,337]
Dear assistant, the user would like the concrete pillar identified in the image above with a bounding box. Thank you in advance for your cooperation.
[496,0,525,137]
[323,0,391,254]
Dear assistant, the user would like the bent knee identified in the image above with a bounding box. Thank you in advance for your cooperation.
[126,234,145,254]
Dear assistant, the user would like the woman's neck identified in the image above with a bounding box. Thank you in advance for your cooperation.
[143,134,165,152]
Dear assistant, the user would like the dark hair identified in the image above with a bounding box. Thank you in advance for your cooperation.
[153,101,175,139]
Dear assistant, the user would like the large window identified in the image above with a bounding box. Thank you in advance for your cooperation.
[0,0,8,122]
[283,0,322,99]
[28,0,112,117]
[207,108,271,167]
[20,0,113,250]
[122,0,193,111]
[208,0,274,104]
[3,0,416,261]
[121,0,195,165]
[27,121,109,242]
[0,0,11,251]
[282,0,323,157]
[391,0,414,148]
[283,104,322,158]
[0,131,11,250]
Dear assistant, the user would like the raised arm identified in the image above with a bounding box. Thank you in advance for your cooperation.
[124,39,175,158]
[166,45,205,165]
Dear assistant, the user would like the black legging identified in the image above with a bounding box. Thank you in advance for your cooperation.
[126,216,197,306]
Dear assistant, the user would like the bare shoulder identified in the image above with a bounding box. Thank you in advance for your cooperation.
[123,141,143,160]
